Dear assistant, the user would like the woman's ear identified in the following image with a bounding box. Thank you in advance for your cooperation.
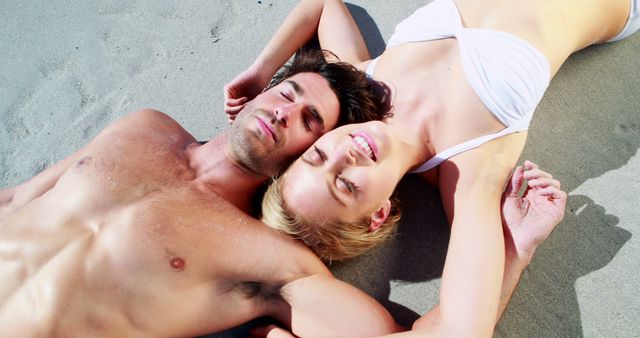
[369,199,391,232]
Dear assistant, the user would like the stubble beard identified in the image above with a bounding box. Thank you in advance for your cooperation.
[229,110,288,177]
[228,126,268,176]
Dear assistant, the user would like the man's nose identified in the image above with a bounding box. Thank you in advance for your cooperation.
[274,103,302,127]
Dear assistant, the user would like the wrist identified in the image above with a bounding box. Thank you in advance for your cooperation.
[251,56,282,83]
[505,246,534,267]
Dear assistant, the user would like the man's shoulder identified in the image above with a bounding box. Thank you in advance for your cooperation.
[99,108,197,144]
[112,108,184,133]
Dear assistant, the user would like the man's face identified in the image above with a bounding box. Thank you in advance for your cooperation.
[229,72,340,176]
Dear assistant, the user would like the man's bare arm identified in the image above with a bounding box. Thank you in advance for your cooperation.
[0,145,91,222]
[0,109,183,222]
[253,0,368,78]
[268,274,402,337]
[224,0,369,119]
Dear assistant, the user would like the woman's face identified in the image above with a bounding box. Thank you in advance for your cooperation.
[282,121,404,227]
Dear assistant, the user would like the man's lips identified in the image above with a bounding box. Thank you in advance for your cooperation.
[256,117,277,142]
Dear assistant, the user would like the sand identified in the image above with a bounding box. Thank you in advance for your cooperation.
[1,1,638,337]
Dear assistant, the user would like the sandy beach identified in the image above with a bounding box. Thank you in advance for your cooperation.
[1,0,638,337]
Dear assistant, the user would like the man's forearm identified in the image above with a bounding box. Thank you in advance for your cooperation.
[278,274,403,336]
[252,0,326,78]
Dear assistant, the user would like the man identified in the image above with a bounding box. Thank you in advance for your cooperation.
[0,50,396,337]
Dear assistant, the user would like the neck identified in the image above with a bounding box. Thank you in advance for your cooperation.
[386,117,435,174]
[186,133,268,213]
[380,78,439,171]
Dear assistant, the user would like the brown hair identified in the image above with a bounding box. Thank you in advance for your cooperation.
[261,174,401,261]
[268,49,392,126]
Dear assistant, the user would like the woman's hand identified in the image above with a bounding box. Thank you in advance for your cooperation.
[223,65,272,123]
[501,160,567,262]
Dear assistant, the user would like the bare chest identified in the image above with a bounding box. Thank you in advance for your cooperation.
[0,185,280,336]
[0,144,277,335]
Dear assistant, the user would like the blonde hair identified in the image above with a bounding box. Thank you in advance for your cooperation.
[261,175,401,261]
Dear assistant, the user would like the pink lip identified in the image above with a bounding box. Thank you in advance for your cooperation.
[351,131,378,161]
[256,117,277,142]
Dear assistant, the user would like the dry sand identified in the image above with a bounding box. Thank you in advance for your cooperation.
[1,1,638,337]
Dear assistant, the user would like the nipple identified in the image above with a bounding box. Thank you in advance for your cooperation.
[74,156,92,169]
[170,258,186,270]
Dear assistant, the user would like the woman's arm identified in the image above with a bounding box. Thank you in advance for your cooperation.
[411,134,528,337]
[224,0,371,118]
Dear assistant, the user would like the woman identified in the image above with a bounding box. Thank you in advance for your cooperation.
[226,0,637,335]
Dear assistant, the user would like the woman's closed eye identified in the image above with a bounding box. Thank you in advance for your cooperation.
[337,175,358,194]
[312,145,327,163]
[302,145,327,166]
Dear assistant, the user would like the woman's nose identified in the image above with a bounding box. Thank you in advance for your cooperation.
[328,143,357,169]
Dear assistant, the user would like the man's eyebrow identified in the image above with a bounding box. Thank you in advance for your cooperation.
[300,158,347,207]
[285,80,303,95]
[285,80,325,130]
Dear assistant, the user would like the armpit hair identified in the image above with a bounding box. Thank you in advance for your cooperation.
[219,280,285,303]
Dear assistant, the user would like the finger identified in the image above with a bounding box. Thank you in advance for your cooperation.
[523,168,553,180]
[551,188,568,202]
[536,186,568,201]
[224,104,245,116]
[225,96,248,107]
[543,187,568,211]
[223,82,242,99]
[528,177,561,189]
[505,166,524,198]
[524,160,539,170]
[223,84,234,99]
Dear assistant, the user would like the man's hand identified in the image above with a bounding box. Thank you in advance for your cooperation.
[501,160,567,262]
[223,65,272,123]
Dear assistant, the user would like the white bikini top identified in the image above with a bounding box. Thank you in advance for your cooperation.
[366,0,551,173]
